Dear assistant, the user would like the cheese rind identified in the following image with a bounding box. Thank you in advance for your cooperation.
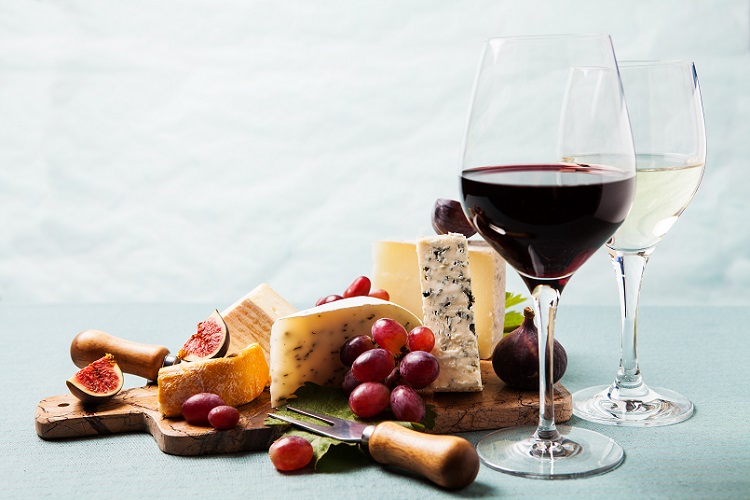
[157,343,269,418]
[372,239,505,359]
[417,233,483,392]
[269,296,421,408]
[221,283,297,362]
[466,241,506,358]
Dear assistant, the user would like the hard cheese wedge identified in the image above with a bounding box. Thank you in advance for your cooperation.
[157,343,270,418]
[417,233,482,392]
[221,283,297,362]
[372,239,505,359]
[269,296,421,408]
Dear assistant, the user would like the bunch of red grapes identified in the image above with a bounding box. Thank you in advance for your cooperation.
[340,318,439,423]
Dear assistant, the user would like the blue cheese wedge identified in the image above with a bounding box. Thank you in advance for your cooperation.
[269,296,421,408]
[372,239,506,359]
[417,233,483,392]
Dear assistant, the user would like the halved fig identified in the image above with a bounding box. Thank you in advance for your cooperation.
[66,353,124,403]
[177,309,230,362]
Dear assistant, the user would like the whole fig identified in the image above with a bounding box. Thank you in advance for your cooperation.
[431,198,477,238]
[491,306,567,390]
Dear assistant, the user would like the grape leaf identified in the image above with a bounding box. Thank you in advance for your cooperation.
[504,291,528,332]
[265,382,436,469]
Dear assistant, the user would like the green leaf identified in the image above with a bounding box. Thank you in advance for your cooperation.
[265,382,437,470]
[505,290,527,309]
[504,291,528,333]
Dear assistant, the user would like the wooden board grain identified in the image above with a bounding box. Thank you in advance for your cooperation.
[424,362,571,434]
[36,361,571,455]
[35,385,281,456]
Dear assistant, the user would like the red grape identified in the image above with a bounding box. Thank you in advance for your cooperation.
[316,294,342,306]
[339,335,375,367]
[390,385,426,423]
[343,276,371,298]
[181,393,226,425]
[399,351,440,389]
[368,289,390,301]
[351,348,395,382]
[348,381,390,418]
[207,405,240,430]
[269,436,314,471]
[407,326,435,352]
[371,318,408,355]
[342,369,361,397]
[383,367,404,389]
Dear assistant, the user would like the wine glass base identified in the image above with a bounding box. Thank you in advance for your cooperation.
[572,385,694,427]
[475,425,624,479]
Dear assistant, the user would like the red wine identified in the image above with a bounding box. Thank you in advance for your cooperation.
[461,164,634,291]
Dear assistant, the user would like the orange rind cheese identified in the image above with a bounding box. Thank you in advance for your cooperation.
[157,343,270,418]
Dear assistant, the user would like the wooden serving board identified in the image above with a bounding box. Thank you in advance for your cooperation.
[36,362,571,456]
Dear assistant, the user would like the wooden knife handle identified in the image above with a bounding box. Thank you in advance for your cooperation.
[364,421,480,489]
[70,329,171,381]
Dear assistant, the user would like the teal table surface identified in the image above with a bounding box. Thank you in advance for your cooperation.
[3,303,748,499]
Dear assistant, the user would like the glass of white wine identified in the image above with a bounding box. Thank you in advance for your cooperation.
[572,60,706,426]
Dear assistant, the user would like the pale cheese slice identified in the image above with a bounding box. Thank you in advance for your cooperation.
[372,239,505,359]
[269,296,421,408]
[221,283,297,363]
[417,233,482,392]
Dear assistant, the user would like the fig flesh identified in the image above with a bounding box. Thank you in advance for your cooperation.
[178,309,230,362]
[491,306,567,390]
[431,198,477,238]
[66,353,124,403]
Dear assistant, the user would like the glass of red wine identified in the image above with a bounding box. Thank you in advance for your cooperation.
[460,34,636,478]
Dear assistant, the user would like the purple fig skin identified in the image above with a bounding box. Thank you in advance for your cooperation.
[431,198,477,238]
[491,307,567,390]
[66,353,124,404]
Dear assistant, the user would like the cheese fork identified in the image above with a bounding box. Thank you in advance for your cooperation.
[268,406,480,490]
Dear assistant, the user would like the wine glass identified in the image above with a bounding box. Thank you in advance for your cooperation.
[460,34,635,479]
[572,61,706,426]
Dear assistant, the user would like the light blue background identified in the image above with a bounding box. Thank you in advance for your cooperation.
[1,1,747,308]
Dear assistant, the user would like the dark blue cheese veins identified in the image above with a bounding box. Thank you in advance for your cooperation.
[417,233,483,392]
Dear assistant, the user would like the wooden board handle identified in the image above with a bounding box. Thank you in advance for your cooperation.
[70,329,171,381]
[365,421,480,489]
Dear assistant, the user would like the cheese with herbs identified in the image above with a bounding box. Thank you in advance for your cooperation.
[269,296,421,408]
[417,233,483,392]
[221,283,297,363]
[372,239,505,359]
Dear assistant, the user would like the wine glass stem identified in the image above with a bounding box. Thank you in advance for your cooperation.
[531,284,561,441]
[608,249,653,392]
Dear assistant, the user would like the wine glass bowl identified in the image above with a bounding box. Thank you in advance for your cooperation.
[460,34,635,478]
[572,60,706,426]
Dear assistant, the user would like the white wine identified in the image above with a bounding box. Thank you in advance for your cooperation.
[607,154,704,252]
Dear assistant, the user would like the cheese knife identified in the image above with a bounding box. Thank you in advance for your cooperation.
[70,329,181,382]
[268,406,480,490]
